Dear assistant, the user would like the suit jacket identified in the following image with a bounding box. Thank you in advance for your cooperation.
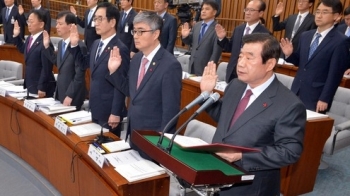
[72,35,129,125]
[286,28,350,111]
[43,40,86,109]
[272,13,316,50]
[107,46,182,135]
[14,33,56,96]
[218,23,270,82]
[182,21,222,76]
[160,12,177,54]
[76,9,101,51]
[0,5,25,44]
[118,8,137,51]
[207,77,306,195]
[337,23,348,34]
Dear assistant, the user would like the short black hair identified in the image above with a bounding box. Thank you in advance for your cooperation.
[344,6,350,16]
[309,0,315,3]
[57,11,77,25]
[318,0,343,14]
[252,0,266,12]
[29,9,47,25]
[202,0,219,12]
[97,2,120,31]
[242,33,281,64]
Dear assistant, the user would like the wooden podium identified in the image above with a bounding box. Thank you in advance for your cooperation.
[180,79,334,196]
[132,130,254,186]
[0,95,169,196]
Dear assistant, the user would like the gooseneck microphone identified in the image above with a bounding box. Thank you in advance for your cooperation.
[95,122,114,144]
[166,92,221,153]
[157,91,210,148]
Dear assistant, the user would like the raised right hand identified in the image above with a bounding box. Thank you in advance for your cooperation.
[280,38,293,57]
[200,61,218,93]
[108,46,122,74]
[70,6,77,15]
[18,5,24,15]
[42,30,50,49]
[275,2,284,16]
[69,24,80,47]
[181,22,191,38]
[13,20,20,37]
[215,24,227,40]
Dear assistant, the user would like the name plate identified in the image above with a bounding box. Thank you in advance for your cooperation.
[0,88,6,97]
[241,175,255,181]
[54,117,69,135]
[23,100,36,112]
[88,144,106,168]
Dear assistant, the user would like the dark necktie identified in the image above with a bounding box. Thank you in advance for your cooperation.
[230,89,253,128]
[95,41,104,62]
[308,33,321,60]
[61,41,66,60]
[5,8,10,21]
[121,12,127,27]
[137,57,149,89]
[198,23,207,43]
[292,15,302,38]
[88,9,93,24]
[26,36,33,53]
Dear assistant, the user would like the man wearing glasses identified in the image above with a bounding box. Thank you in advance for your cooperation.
[106,11,182,158]
[70,2,129,137]
[280,0,349,113]
[215,0,270,83]
[272,0,316,51]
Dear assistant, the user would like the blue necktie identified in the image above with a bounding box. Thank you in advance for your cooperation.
[5,8,10,21]
[61,41,66,60]
[346,29,350,37]
[198,23,207,43]
[95,41,104,62]
[308,33,321,60]
[88,9,93,24]
[121,12,127,27]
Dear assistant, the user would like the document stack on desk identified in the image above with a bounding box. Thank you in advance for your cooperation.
[27,98,76,114]
[306,110,329,120]
[69,122,108,137]
[58,110,91,125]
[101,140,130,153]
[104,149,166,182]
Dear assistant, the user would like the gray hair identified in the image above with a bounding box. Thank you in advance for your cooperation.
[133,11,163,40]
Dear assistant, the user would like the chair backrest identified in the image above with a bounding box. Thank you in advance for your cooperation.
[217,62,228,81]
[0,60,23,81]
[327,87,350,125]
[177,55,191,73]
[50,37,62,51]
[184,119,216,143]
[275,73,294,89]
[0,34,4,42]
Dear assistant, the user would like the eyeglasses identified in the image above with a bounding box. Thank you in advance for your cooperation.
[243,8,260,13]
[131,29,154,36]
[315,11,334,15]
[92,17,108,23]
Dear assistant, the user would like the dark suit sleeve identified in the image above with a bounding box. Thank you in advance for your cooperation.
[44,9,51,34]
[181,29,193,46]
[272,15,287,31]
[42,45,57,65]
[210,35,222,64]
[38,43,55,92]
[166,17,178,53]
[14,35,25,53]
[76,15,85,28]
[217,35,233,52]
[106,67,130,97]
[241,102,306,170]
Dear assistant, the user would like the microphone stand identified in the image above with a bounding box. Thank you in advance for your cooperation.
[95,122,114,144]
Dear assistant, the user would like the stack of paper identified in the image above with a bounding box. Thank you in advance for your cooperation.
[306,110,328,120]
[69,123,108,137]
[104,150,165,182]
[27,98,76,115]
[101,140,130,153]
[58,110,92,124]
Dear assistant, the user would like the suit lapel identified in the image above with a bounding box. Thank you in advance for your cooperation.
[226,79,277,137]
[198,21,216,46]
[295,14,311,35]
[307,28,335,62]
[26,33,42,61]
[91,36,116,74]
[130,54,142,100]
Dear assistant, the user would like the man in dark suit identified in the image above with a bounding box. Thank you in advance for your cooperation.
[70,0,100,51]
[182,0,222,76]
[118,0,137,53]
[215,0,270,83]
[272,0,316,50]
[200,33,306,195]
[0,0,25,44]
[13,10,56,97]
[70,2,129,137]
[18,0,51,34]
[193,0,221,23]
[106,11,182,152]
[154,0,177,54]
[42,11,86,110]
[281,0,349,112]
[338,6,350,75]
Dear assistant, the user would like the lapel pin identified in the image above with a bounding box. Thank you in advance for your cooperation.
[149,68,153,72]
[152,62,156,66]
[263,103,267,108]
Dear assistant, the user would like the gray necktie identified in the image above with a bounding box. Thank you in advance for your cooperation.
[292,15,302,38]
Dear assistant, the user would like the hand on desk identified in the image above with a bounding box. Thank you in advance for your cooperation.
[316,101,328,113]
[200,61,218,92]
[216,151,242,163]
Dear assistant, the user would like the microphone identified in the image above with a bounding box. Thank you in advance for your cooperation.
[95,122,114,144]
[157,91,210,148]
[23,81,56,100]
[166,92,220,153]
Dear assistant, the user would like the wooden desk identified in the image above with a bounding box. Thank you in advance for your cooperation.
[0,44,25,77]
[0,96,169,196]
[180,79,334,196]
